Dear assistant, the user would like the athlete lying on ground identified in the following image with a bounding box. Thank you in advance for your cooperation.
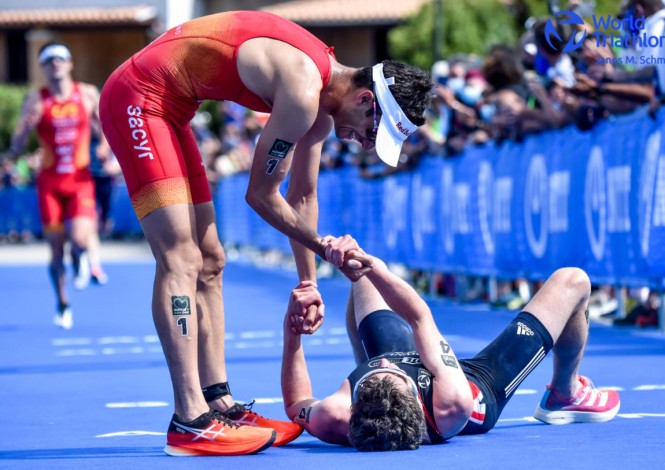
[281,243,620,450]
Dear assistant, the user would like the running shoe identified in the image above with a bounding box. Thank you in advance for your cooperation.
[73,252,91,290]
[91,267,109,285]
[534,375,620,425]
[53,306,73,330]
[164,411,275,456]
[220,401,304,447]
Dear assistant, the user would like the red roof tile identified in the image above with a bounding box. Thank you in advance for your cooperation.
[0,6,157,28]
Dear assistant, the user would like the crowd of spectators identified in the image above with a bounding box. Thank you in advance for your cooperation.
[0,0,661,327]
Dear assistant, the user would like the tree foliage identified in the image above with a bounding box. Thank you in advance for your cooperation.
[389,0,518,70]
[388,0,623,70]
[0,84,29,151]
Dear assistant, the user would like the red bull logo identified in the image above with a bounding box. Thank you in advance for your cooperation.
[396,121,411,136]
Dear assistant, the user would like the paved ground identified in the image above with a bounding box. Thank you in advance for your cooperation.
[1,242,664,469]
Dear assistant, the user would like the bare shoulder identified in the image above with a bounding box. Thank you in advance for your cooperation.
[78,82,101,99]
[238,37,323,107]
[19,89,42,115]
[308,381,352,445]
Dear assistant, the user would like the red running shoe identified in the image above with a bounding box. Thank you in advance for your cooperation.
[534,375,620,425]
[164,411,275,456]
[221,401,304,447]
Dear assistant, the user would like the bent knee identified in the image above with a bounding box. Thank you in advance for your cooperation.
[158,241,204,278]
[200,240,226,278]
[552,267,591,298]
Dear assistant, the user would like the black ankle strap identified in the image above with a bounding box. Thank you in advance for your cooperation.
[202,382,231,402]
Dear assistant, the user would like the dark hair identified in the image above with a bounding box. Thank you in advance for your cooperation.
[38,41,70,55]
[348,375,425,451]
[352,60,433,126]
[481,45,524,90]
[629,0,663,15]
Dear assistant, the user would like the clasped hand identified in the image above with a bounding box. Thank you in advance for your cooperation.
[287,236,373,335]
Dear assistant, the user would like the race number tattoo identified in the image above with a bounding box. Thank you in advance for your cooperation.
[584,308,590,324]
[265,139,293,175]
[298,407,312,423]
[266,158,280,175]
[440,340,458,368]
[268,139,293,159]
[171,296,191,335]
[177,317,188,336]
[171,296,191,316]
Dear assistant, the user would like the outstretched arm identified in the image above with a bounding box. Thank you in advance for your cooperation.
[348,252,473,438]
[281,282,351,444]
[10,90,42,157]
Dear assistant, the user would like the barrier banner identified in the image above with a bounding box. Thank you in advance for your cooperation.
[2,109,664,288]
[214,110,665,287]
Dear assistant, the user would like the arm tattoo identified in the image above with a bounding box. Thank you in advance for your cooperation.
[298,406,312,423]
[440,340,458,369]
[265,139,294,175]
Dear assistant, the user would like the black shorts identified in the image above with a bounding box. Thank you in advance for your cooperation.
[357,309,554,436]
[356,310,416,361]
[459,311,553,435]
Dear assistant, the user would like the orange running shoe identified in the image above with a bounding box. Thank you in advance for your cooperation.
[164,411,276,456]
[221,401,304,447]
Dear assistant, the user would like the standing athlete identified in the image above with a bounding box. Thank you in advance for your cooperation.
[10,42,109,329]
[99,10,433,456]
[281,245,620,450]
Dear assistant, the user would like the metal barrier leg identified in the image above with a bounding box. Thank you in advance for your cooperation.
[660,290,665,333]
[488,276,498,304]
[615,285,626,320]
[428,271,438,297]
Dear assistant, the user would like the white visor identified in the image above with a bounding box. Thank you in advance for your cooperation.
[39,45,72,64]
[372,63,418,167]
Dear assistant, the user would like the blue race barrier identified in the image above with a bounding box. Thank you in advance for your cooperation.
[215,108,665,288]
[2,108,664,289]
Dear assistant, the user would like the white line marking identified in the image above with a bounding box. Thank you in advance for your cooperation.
[513,389,538,395]
[98,336,139,345]
[634,385,665,391]
[52,338,92,346]
[325,338,347,345]
[235,341,277,349]
[96,431,166,438]
[329,328,348,336]
[239,331,275,339]
[106,402,169,408]
[55,348,96,356]
[251,397,284,404]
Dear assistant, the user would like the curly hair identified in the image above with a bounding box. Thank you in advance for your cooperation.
[352,60,433,126]
[481,44,524,90]
[348,375,426,451]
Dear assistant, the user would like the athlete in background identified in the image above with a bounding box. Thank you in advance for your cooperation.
[11,42,109,329]
[99,10,432,456]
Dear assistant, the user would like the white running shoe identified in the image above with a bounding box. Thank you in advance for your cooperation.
[73,252,91,290]
[53,307,73,330]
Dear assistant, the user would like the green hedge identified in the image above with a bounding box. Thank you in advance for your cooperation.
[0,84,40,153]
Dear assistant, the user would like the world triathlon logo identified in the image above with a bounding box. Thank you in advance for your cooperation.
[544,10,587,53]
